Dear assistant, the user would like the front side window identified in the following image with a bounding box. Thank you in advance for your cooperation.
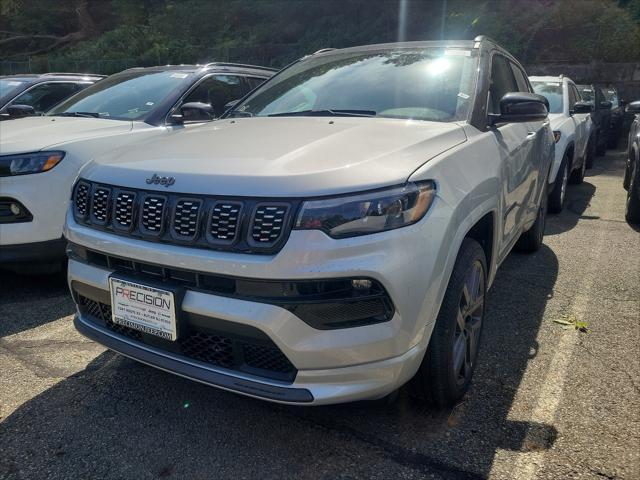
[10,82,78,114]
[49,71,191,121]
[531,81,563,114]
[181,75,247,120]
[232,47,479,123]
[488,56,517,114]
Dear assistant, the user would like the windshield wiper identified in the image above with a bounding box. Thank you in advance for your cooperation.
[268,109,376,118]
[51,111,101,118]
[226,110,253,118]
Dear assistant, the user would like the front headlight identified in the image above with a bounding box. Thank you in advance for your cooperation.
[0,151,65,177]
[294,181,436,238]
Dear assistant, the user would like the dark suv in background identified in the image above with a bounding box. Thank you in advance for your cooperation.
[0,73,104,120]
[603,86,625,148]
[577,84,611,156]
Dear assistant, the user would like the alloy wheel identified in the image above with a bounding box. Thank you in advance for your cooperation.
[452,260,485,385]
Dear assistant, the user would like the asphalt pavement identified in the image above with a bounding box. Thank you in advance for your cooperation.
[0,148,638,480]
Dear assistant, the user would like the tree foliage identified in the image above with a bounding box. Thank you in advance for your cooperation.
[1,0,638,72]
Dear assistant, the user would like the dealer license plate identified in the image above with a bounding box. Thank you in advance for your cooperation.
[108,277,178,341]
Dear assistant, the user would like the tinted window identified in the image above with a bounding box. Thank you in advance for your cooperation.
[182,75,246,120]
[532,81,563,113]
[577,86,595,105]
[511,64,530,92]
[234,48,479,122]
[604,89,619,108]
[49,71,191,121]
[245,76,267,90]
[489,55,517,114]
[10,82,78,113]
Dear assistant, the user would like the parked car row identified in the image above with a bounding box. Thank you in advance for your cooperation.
[0,36,637,408]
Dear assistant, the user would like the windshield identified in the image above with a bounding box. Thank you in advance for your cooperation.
[577,86,594,105]
[48,70,192,121]
[0,79,27,99]
[531,81,563,114]
[231,47,478,122]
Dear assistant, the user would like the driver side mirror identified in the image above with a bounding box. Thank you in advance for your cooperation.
[599,100,612,110]
[170,102,215,124]
[572,101,593,114]
[489,92,548,125]
[5,104,36,119]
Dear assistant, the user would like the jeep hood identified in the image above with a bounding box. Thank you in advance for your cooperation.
[82,117,466,197]
[0,116,134,154]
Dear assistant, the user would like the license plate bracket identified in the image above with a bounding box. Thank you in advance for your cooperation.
[108,274,184,341]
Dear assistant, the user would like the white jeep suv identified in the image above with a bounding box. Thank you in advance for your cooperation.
[530,75,594,213]
[65,37,553,406]
[0,63,273,272]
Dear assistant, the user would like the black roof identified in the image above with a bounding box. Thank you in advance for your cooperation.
[118,62,278,76]
[1,72,105,81]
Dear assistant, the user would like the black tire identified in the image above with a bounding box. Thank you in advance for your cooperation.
[569,155,585,185]
[548,156,569,213]
[607,131,619,149]
[585,134,596,169]
[409,238,487,407]
[515,183,547,253]
[626,158,640,224]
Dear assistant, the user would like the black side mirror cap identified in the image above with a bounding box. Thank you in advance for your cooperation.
[572,101,594,114]
[489,92,548,125]
[599,100,612,110]
[6,104,36,118]
[170,102,215,124]
[626,100,640,114]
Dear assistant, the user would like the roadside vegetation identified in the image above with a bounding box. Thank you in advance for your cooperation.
[1,0,639,73]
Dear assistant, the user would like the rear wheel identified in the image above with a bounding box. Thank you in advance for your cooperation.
[515,183,547,253]
[410,239,486,407]
[548,156,569,213]
[596,132,607,156]
[626,158,640,224]
[569,155,586,185]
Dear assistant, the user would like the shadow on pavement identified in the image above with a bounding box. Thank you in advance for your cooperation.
[0,269,75,337]
[0,246,559,479]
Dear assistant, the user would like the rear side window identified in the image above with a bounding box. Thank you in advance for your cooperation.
[489,55,518,114]
[10,82,78,114]
[245,76,267,90]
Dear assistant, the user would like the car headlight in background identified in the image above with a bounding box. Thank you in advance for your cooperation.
[553,131,561,143]
[0,151,65,176]
[294,181,436,238]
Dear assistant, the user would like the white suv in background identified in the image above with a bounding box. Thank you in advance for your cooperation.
[530,75,594,213]
[0,63,273,273]
[66,38,553,406]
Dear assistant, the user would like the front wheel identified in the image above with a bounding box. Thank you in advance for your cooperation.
[410,238,487,407]
[569,155,586,185]
[548,157,569,213]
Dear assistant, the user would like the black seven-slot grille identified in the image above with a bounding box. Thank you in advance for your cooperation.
[77,295,297,382]
[73,180,297,254]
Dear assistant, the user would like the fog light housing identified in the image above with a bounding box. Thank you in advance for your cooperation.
[0,198,32,223]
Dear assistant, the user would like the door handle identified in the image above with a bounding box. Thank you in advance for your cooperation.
[526,132,537,140]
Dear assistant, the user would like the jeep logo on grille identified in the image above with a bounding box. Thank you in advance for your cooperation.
[146,174,175,187]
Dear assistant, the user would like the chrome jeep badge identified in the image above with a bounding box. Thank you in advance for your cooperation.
[146,174,175,187]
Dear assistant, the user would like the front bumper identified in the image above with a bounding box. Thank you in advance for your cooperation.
[65,198,454,404]
[0,237,66,265]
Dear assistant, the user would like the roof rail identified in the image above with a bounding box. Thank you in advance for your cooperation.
[40,72,106,78]
[312,48,336,55]
[473,35,502,46]
[201,62,278,72]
